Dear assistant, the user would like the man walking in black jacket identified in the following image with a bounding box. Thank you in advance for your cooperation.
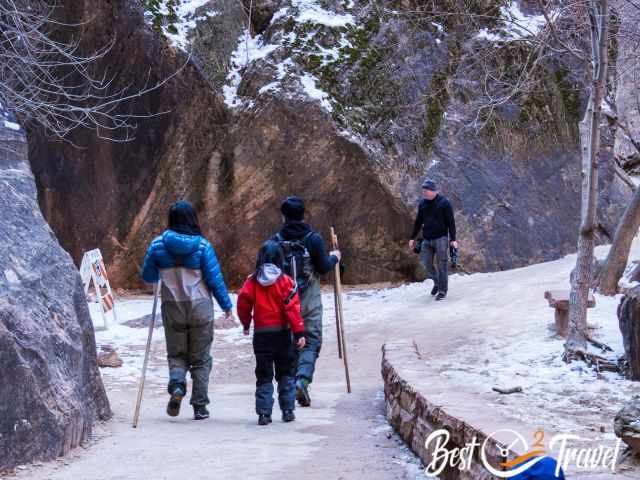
[272,196,341,407]
[409,180,457,300]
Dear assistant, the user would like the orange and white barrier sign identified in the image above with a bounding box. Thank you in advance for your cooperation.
[80,249,118,328]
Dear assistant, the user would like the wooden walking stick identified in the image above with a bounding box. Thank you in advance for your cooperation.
[330,229,342,359]
[331,227,351,393]
[333,264,343,360]
[133,281,161,428]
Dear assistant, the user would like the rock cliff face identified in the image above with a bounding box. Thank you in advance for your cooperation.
[28,0,230,288]
[27,0,632,288]
[618,286,640,380]
[0,108,111,471]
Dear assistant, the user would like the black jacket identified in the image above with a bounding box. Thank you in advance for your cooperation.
[410,194,456,241]
[273,221,338,275]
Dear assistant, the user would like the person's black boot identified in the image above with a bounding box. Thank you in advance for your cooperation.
[166,385,185,417]
[436,292,447,301]
[296,378,311,407]
[258,414,272,426]
[282,410,296,422]
[430,284,438,296]
[193,405,210,420]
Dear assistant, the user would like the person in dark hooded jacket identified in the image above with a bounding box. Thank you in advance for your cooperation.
[142,200,233,420]
[237,241,306,425]
[271,196,341,407]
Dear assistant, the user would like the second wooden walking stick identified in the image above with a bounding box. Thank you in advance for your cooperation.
[331,227,351,393]
[333,264,343,360]
[133,281,161,428]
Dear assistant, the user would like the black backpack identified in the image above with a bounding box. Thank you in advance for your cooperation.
[275,232,314,292]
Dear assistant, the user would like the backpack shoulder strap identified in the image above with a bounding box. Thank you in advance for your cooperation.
[283,279,298,306]
[301,231,315,245]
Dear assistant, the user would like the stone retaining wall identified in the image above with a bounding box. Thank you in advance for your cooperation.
[382,341,513,479]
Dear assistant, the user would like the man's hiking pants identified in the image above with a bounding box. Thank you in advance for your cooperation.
[253,330,297,415]
[162,298,214,406]
[297,276,323,384]
[421,236,449,294]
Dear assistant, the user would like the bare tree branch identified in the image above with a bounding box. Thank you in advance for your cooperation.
[0,0,187,141]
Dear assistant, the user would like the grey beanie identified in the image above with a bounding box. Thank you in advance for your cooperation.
[422,180,437,191]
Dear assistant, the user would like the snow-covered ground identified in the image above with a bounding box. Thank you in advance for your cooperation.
[88,238,640,477]
[90,295,251,386]
[93,239,639,393]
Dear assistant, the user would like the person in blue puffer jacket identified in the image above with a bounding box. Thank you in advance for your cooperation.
[142,200,233,420]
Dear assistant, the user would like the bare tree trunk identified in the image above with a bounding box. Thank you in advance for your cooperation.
[566,0,610,359]
[597,186,640,295]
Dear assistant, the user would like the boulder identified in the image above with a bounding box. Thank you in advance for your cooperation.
[97,347,123,368]
[614,395,640,453]
[0,109,111,471]
[618,286,640,379]
[204,97,419,284]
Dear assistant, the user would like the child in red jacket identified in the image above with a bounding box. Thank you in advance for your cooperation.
[237,241,306,425]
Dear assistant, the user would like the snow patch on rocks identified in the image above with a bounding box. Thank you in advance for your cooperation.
[3,120,20,131]
[477,1,556,42]
[0,101,23,134]
[292,0,354,27]
[223,30,280,108]
[222,0,354,111]
[146,0,219,51]
[300,73,333,111]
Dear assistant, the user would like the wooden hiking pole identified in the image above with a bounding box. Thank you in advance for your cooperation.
[133,281,161,428]
[331,227,351,393]
[333,266,343,360]
[330,228,342,359]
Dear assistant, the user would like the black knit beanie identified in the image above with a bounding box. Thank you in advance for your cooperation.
[281,196,305,221]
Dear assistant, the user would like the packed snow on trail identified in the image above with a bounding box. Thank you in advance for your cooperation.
[90,238,640,476]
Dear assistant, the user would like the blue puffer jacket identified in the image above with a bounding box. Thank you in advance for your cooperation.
[142,230,233,311]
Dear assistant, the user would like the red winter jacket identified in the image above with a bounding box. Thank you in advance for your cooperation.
[237,267,304,337]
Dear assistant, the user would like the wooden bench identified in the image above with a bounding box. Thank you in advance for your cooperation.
[544,290,596,338]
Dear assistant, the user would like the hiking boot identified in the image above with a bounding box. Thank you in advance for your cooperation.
[193,405,210,420]
[430,284,438,296]
[166,386,185,417]
[296,378,311,407]
[282,410,296,423]
[258,414,272,426]
[436,292,447,301]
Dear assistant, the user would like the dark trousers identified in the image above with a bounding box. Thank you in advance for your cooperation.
[297,275,322,383]
[162,299,214,406]
[253,330,297,415]
[420,236,449,293]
